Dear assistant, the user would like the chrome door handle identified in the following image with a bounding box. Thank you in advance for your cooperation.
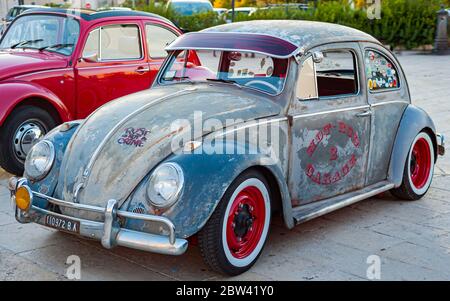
[355,110,372,117]
[136,67,150,74]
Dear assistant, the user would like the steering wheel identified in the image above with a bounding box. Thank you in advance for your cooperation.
[244,80,279,94]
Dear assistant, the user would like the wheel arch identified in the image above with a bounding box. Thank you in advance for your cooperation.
[388,104,437,187]
[0,82,72,127]
[122,151,295,239]
[244,165,294,229]
[13,97,64,125]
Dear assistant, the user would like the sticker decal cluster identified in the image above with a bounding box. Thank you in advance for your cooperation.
[365,50,399,91]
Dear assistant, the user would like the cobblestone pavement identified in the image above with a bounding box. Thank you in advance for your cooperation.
[0,52,449,281]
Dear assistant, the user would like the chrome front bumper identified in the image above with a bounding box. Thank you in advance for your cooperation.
[9,178,188,256]
[437,133,445,156]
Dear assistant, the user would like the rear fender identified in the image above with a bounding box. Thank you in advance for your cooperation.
[388,105,437,187]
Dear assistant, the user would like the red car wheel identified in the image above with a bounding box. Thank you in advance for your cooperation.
[392,132,435,200]
[199,170,271,275]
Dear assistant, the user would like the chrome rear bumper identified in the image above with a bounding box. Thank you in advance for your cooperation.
[10,178,188,256]
[437,133,445,156]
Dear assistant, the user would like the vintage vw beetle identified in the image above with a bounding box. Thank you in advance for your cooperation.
[9,21,445,275]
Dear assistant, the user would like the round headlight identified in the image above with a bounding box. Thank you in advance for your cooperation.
[146,163,184,208]
[24,140,55,181]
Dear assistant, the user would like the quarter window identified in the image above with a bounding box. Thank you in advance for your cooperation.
[146,24,178,58]
[296,56,318,99]
[365,50,399,91]
[82,24,142,61]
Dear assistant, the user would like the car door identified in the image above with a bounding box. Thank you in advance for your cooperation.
[360,43,410,185]
[144,22,180,83]
[288,42,371,206]
[74,21,151,118]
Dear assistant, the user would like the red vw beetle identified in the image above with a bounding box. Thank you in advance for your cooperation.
[0,8,182,175]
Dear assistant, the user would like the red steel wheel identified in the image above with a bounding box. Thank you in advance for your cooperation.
[198,170,271,275]
[409,137,432,190]
[391,131,435,200]
[225,185,266,260]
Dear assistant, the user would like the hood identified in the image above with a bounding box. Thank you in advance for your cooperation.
[0,51,68,80]
[55,83,282,209]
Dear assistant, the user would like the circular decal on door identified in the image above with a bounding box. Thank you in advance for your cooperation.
[304,121,360,185]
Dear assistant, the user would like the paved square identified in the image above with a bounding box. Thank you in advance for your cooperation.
[0,52,449,280]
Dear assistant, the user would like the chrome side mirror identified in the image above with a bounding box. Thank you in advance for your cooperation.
[312,51,324,64]
[80,52,98,63]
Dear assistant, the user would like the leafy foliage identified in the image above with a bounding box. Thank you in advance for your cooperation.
[123,0,443,49]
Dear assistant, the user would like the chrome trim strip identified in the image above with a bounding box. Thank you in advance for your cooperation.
[214,117,288,138]
[76,63,149,70]
[295,182,395,224]
[292,105,370,119]
[14,68,73,79]
[370,100,409,107]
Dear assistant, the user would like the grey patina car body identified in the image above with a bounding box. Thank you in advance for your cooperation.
[9,20,445,275]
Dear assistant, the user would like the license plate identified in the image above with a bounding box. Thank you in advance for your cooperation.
[45,214,80,234]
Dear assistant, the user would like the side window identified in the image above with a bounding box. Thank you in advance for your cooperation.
[146,24,178,59]
[82,28,100,61]
[82,24,142,62]
[101,24,141,60]
[296,56,318,99]
[365,50,399,91]
[315,50,358,97]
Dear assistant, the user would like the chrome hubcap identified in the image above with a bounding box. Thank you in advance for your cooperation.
[13,121,45,161]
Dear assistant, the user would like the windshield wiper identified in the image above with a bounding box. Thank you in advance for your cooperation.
[39,43,74,52]
[206,78,237,84]
[206,78,242,88]
[10,39,44,49]
[165,76,195,83]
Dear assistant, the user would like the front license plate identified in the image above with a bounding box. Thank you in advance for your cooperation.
[45,214,80,234]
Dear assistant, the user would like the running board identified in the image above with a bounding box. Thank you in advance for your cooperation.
[292,181,395,225]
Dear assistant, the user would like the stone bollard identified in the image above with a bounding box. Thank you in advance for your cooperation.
[434,5,449,54]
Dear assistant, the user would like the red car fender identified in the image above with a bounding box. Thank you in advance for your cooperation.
[0,81,72,126]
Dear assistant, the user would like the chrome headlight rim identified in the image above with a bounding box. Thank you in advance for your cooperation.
[146,162,184,209]
[25,140,55,181]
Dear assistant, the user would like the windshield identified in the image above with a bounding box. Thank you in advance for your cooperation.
[0,14,80,56]
[170,2,213,16]
[160,49,289,95]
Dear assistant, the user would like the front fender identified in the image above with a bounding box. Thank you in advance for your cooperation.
[27,121,81,208]
[388,104,437,187]
[123,141,293,238]
[0,81,72,126]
